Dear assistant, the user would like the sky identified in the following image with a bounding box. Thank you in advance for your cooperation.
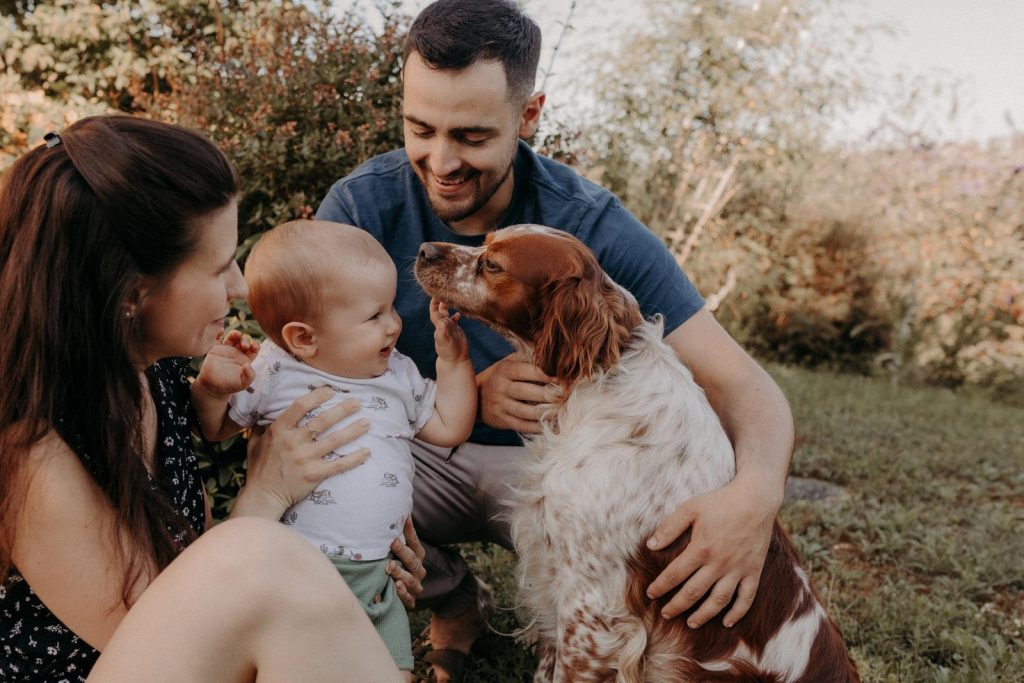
[841,0,1024,141]
[350,0,1024,143]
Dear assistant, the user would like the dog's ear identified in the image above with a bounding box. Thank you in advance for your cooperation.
[535,270,640,390]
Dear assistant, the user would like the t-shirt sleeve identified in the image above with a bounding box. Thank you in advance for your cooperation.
[395,354,438,433]
[315,179,358,225]
[586,198,705,335]
[227,353,272,428]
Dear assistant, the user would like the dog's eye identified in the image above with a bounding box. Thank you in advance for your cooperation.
[481,257,503,274]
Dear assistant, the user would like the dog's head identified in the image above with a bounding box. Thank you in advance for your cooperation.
[414,225,642,390]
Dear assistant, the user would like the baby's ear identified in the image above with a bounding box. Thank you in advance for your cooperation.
[280,322,317,360]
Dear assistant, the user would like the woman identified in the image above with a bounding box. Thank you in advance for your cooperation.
[0,116,425,681]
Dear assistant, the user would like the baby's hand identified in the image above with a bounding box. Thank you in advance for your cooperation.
[195,330,261,396]
[430,298,469,363]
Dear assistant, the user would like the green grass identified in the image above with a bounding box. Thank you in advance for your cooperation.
[413,364,1024,682]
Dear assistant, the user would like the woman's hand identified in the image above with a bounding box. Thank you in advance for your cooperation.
[387,516,427,609]
[231,386,370,520]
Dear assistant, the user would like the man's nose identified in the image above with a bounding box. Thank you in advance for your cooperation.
[429,139,461,176]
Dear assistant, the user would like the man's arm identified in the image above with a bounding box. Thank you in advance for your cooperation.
[645,306,793,628]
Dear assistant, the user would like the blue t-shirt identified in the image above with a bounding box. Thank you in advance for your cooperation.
[316,140,704,445]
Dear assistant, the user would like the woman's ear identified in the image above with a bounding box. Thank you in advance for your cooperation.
[127,276,157,320]
[281,322,317,360]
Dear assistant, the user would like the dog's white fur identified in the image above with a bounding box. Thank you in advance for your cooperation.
[414,226,857,683]
[513,317,773,682]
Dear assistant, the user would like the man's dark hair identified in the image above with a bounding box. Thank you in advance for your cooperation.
[405,0,542,104]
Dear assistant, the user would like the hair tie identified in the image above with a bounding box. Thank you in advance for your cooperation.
[44,132,62,148]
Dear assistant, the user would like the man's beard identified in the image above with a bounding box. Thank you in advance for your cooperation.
[425,157,515,224]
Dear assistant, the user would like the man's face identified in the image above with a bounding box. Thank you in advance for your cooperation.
[403,52,537,232]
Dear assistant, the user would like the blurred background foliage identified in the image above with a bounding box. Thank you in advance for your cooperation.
[2,0,1021,511]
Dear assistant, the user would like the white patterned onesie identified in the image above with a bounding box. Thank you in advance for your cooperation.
[229,340,437,561]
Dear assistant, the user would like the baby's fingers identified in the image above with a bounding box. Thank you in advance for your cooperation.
[221,329,260,356]
[428,298,444,324]
[239,363,256,387]
[221,330,243,346]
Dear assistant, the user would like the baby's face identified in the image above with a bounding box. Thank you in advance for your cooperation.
[312,260,402,379]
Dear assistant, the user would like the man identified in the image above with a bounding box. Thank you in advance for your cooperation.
[316,1,793,680]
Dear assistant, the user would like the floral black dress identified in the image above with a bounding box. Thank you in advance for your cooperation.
[0,359,206,682]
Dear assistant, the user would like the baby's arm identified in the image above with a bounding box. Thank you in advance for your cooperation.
[191,331,259,441]
[416,299,476,447]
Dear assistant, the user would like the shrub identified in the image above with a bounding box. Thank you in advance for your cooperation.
[142,1,410,516]
[133,0,407,242]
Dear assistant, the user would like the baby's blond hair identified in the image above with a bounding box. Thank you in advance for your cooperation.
[245,220,391,348]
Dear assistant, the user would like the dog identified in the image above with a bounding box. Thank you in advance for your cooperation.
[414,224,859,682]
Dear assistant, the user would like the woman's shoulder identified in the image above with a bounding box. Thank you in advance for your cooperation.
[21,426,79,470]
[20,429,100,506]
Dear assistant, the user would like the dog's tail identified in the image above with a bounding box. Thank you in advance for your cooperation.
[614,614,649,683]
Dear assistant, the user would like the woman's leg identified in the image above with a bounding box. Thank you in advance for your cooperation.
[88,517,403,682]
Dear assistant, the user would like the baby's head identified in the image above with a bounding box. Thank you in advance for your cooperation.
[246,220,402,379]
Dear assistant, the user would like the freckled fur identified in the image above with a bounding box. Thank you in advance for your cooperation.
[415,225,859,682]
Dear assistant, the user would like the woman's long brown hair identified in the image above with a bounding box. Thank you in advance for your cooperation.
[0,116,238,604]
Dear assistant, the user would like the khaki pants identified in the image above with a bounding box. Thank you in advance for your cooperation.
[409,439,526,613]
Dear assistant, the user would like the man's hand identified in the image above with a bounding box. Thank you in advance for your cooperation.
[195,330,260,396]
[476,352,556,434]
[645,477,780,628]
[387,516,427,610]
[430,298,469,364]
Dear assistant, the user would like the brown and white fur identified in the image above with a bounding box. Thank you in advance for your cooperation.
[414,225,859,683]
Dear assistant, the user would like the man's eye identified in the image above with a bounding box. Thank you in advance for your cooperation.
[462,137,487,147]
[413,130,433,139]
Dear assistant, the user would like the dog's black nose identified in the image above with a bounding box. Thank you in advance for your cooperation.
[418,242,443,262]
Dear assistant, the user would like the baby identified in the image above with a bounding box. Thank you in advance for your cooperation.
[192,220,477,677]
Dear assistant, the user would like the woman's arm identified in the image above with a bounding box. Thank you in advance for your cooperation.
[12,433,152,651]
[12,387,372,650]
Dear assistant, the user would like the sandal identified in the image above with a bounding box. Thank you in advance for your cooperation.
[423,648,470,682]
[420,577,494,682]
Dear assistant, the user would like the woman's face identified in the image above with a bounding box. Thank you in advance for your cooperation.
[137,201,247,364]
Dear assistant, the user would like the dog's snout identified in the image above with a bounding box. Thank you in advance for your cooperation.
[418,242,443,263]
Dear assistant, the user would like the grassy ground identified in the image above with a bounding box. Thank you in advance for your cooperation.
[411,364,1024,682]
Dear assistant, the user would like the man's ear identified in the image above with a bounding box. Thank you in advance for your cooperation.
[281,322,317,360]
[518,91,546,138]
